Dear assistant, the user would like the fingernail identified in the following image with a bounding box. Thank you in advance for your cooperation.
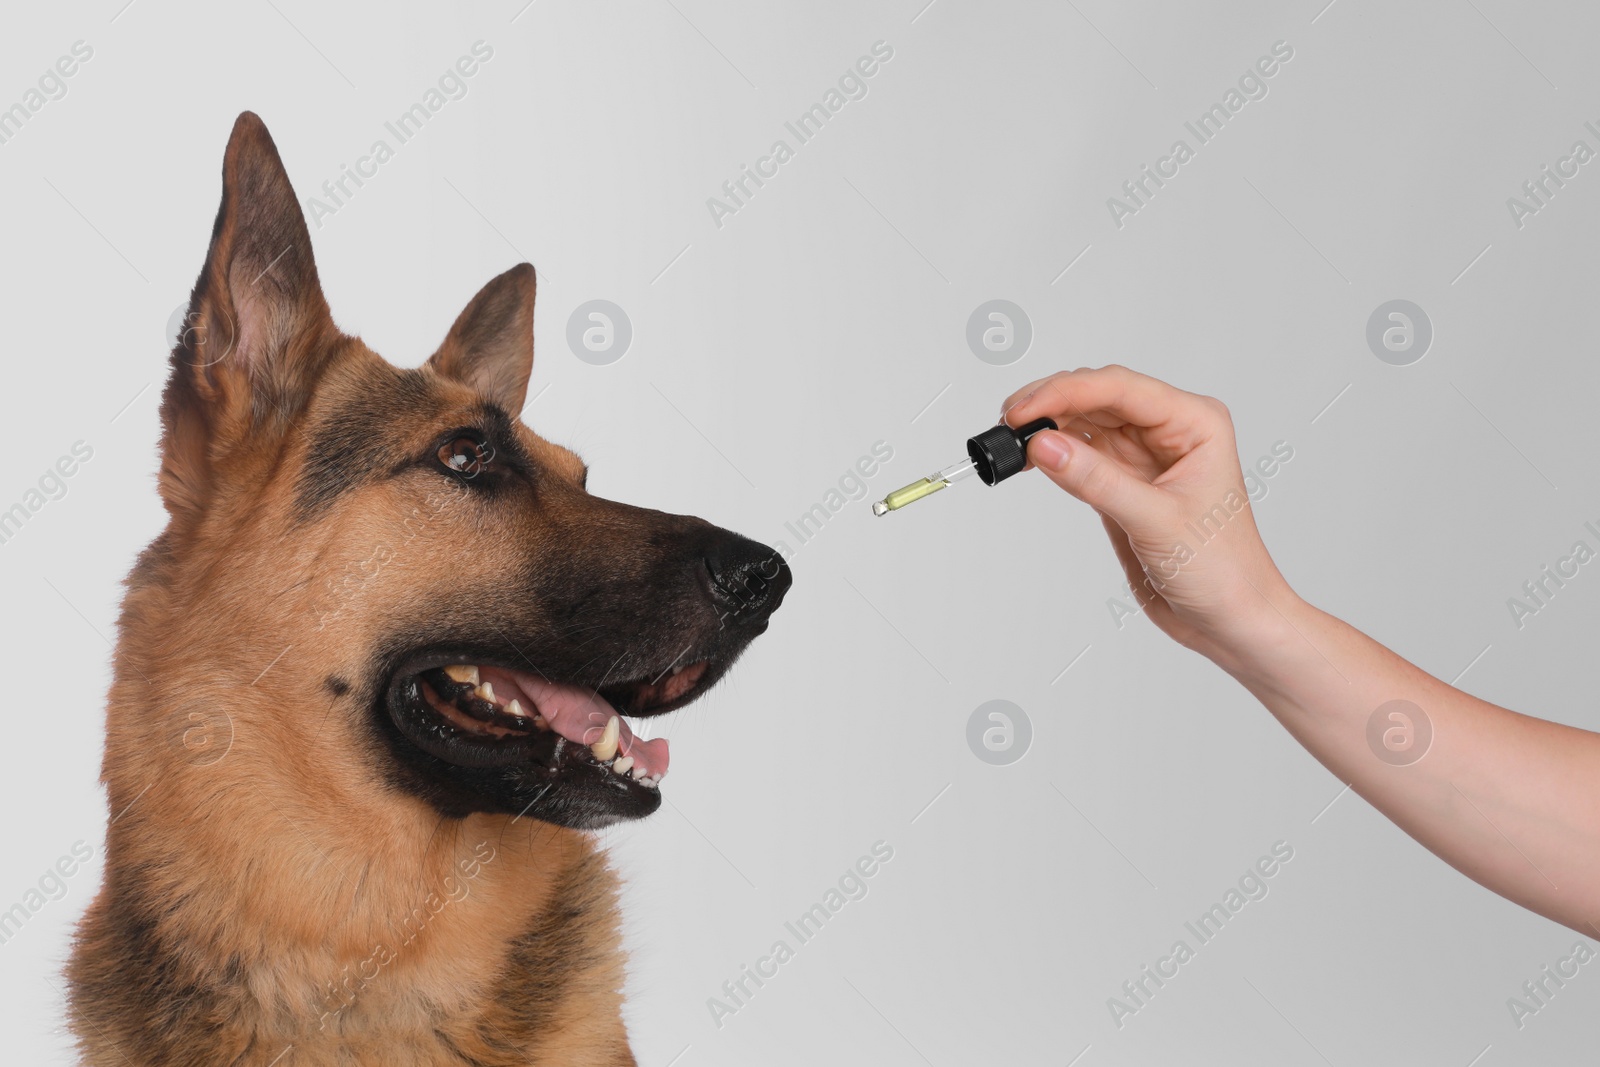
[1030,430,1072,471]
[999,390,1036,425]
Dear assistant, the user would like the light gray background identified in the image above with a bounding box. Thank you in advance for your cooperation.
[3,1,1598,1064]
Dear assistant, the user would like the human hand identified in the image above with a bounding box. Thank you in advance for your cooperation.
[1007,368,1600,940]
[1001,366,1299,663]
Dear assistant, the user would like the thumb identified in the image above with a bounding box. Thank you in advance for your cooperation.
[1027,430,1164,530]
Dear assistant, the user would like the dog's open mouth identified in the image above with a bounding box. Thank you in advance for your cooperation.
[420,661,709,784]
[382,651,726,823]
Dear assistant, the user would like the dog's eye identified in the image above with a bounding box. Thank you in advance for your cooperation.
[438,435,496,479]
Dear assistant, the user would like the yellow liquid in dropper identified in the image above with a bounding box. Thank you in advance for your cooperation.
[872,476,950,515]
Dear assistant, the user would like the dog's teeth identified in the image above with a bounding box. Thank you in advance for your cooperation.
[474,682,495,704]
[590,716,620,762]
[444,665,479,686]
[507,699,527,719]
[612,755,634,776]
[630,766,647,780]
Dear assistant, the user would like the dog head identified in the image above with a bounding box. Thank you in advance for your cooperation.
[144,112,789,831]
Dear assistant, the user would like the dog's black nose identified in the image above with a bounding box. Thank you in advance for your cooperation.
[705,535,792,627]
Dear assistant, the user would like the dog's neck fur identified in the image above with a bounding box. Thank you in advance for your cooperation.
[68,549,638,1067]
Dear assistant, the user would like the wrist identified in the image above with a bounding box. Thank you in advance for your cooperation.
[1202,583,1319,683]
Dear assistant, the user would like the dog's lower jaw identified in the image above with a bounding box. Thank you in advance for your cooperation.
[66,833,639,1067]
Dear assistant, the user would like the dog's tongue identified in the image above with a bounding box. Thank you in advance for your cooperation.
[478,666,669,778]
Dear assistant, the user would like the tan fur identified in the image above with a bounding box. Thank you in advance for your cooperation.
[68,114,642,1066]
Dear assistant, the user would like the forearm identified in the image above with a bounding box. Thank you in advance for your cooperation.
[1000,365,1600,931]
[1215,592,1600,935]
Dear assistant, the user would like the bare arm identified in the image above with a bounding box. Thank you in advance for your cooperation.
[1004,366,1600,935]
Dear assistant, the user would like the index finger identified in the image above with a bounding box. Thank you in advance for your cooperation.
[1001,365,1225,445]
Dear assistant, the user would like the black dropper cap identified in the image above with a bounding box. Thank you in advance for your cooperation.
[966,417,1059,486]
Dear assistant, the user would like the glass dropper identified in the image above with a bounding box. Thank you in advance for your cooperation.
[872,417,1058,518]
[870,458,978,516]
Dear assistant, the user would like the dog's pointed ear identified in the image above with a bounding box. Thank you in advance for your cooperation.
[183,111,335,412]
[160,112,337,517]
[427,263,536,413]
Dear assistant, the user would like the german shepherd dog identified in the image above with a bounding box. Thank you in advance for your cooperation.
[66,112,790,1065]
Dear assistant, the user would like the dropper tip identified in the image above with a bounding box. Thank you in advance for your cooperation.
[871,500,889,517]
